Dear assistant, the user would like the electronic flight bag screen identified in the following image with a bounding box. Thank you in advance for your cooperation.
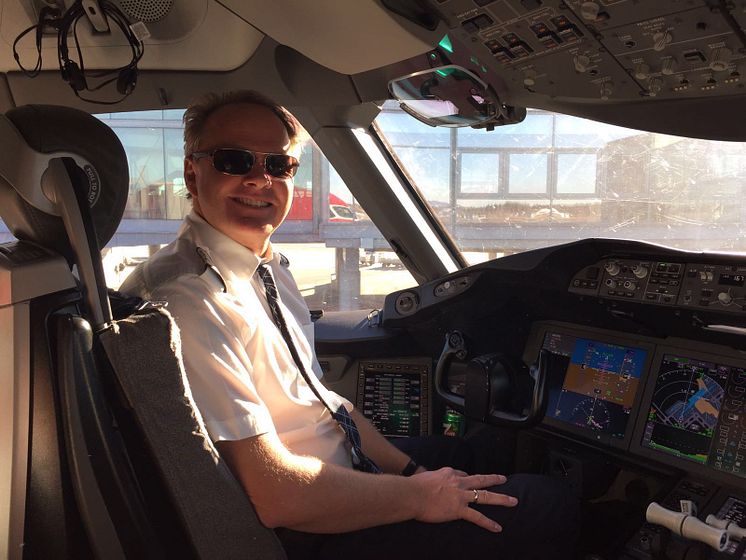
[641,354,746,479]
[541,331,647,440]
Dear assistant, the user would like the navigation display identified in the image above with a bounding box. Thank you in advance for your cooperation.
[642,354,745,478]
[642,355,724,463]
[542,331,646,440]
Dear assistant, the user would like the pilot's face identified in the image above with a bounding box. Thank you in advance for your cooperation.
[185,102,294,256]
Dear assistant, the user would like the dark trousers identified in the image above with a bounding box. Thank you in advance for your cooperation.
[278,436,580,560]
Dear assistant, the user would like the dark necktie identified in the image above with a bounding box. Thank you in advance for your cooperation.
[256,264,381,474]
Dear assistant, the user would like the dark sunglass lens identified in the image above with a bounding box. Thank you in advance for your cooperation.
[265,155,299,178]
[213,149,254,175]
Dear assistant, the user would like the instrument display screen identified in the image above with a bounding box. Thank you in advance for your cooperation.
[356,360,430,438]
[642,354,745,479]
[542,331,647,440]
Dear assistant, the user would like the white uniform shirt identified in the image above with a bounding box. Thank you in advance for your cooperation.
[120,211,353,467]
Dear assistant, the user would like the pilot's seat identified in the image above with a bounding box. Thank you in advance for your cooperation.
[0,105,285,559]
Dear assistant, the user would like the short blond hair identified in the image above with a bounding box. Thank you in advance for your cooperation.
[183,90,304,157]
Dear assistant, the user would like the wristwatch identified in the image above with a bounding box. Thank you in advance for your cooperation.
[401,459,420,476]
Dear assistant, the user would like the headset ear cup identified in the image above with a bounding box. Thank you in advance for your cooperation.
[62,61,87,91]
[116,66,138,95]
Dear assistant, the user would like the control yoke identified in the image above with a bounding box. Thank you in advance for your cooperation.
[434,331,548,428]
[434,331,467,410]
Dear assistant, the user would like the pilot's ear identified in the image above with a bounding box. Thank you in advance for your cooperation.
[184,157,197,197]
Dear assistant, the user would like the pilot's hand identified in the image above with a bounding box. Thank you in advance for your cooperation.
[411,468,517,532]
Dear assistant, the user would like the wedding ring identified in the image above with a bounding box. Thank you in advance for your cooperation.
[472,489,480,503]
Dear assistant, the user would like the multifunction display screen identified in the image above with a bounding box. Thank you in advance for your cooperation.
[356,361,429,438]
[542,332,646,440]
[642,354,746,478]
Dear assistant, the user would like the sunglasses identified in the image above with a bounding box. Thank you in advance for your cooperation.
[191,148,300,178]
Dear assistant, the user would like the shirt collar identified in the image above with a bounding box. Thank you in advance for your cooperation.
[182,210,283,292]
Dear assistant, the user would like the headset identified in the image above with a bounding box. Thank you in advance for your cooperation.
[13,0,145,104]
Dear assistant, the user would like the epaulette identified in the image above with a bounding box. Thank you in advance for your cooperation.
[196,246,227,292]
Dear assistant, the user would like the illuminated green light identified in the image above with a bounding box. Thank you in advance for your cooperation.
[435,67,456,77]
[438,34,454,53]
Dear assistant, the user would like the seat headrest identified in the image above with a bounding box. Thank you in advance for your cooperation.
[0,105,128,258]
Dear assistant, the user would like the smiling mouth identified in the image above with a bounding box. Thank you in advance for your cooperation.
[234,197,271,208]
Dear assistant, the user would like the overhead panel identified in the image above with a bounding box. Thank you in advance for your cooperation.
[428,0,746,103]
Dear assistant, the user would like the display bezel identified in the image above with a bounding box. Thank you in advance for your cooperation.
[630,345,746,485]
[523,321,654,450]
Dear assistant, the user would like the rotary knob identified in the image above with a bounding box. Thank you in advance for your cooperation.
[653,30,672,51]
[710,48,732,72]
[523,69,538,87]
[605,261,621,276]
[634,63,651,80]
[580,1,600,21]
[600,81,614,99]
[623,280,637,291]
[574,55,591,73]
[718,292,733,305]
[661,57,677,76]
[648,77,663,96]
[631,264,649,279]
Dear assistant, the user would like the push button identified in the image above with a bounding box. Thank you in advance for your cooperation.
[462,20,478,33]
[472,14,494,29]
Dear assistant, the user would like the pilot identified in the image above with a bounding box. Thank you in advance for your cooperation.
[120,90,578,559]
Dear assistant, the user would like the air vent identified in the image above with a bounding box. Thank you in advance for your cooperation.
[119,0,174,23]
[117,0,173,23]
[395,291,419,315]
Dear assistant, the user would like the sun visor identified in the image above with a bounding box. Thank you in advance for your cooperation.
[0,105,128,259]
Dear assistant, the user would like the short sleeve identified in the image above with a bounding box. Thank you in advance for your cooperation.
[153,276,276,442]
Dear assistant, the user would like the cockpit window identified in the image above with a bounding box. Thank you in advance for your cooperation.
[374,101,746,264]
[96,110,415,312]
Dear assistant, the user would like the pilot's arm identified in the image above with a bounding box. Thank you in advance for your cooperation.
[155,277,514,533]
[216,431,513,533]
